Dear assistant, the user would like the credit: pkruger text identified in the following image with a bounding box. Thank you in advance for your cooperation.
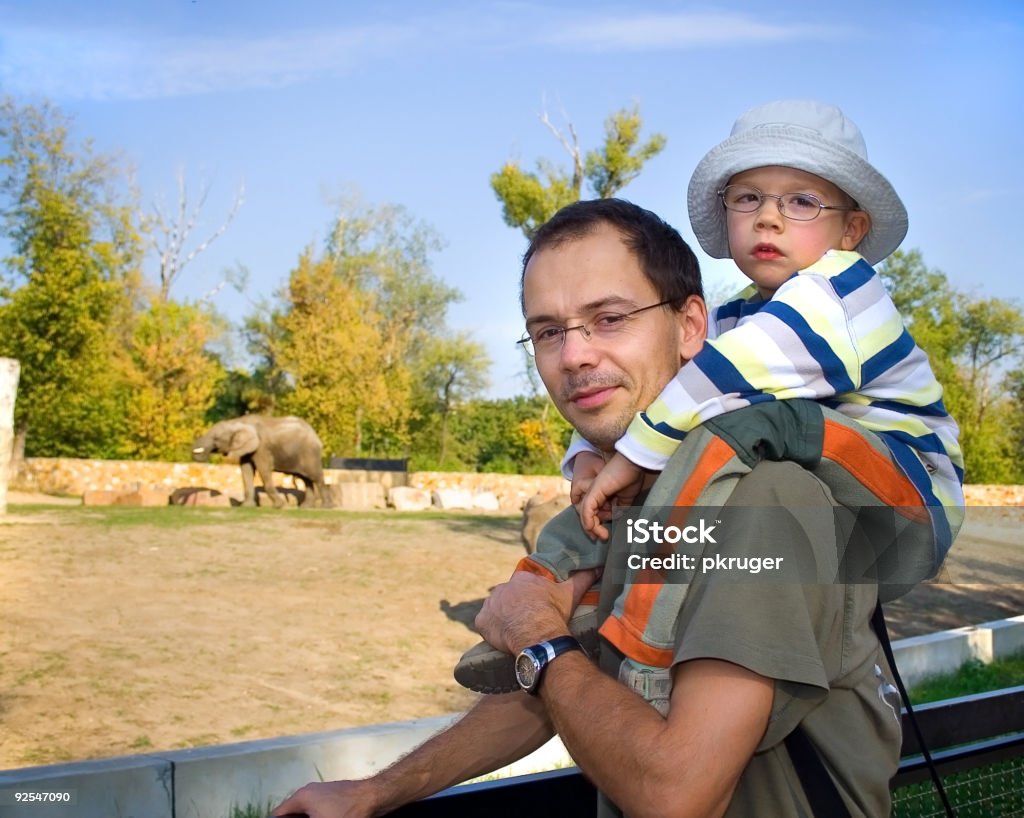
[623,517,786,575]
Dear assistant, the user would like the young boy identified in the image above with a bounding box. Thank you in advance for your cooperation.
[454,100,964,695]
[574,100,962,543]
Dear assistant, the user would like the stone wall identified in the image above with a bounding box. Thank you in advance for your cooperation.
[13,457,570,511]
[963,484,1024,505]
[11,457,1024,510]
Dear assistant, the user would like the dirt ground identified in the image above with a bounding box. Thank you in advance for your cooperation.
[1,495,1022,770]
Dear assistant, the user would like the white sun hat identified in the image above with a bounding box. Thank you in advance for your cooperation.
[687,100,908,266]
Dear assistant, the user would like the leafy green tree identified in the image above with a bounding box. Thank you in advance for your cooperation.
[121,171,242,460]
[249,197,467,459]
[252,250,389,459]
[429,395,572,474]
[491,103,666,238]
[1004,368,1024,483]
[410,332,491,467]
[121,298,227,460]
[0,98,141,457]
[878,249,1024,483]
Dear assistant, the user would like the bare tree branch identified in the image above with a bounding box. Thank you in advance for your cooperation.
[149,168,245,302]
[539,100,582,197]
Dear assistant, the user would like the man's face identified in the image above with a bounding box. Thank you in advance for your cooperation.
[522,223,700,453]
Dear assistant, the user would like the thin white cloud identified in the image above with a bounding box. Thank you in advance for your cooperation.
[540,11,838,50]
[0,9,841,102]
[0,22,418,101]
[962,187,1018,202]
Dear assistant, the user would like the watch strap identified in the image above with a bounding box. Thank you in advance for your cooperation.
[520,635,583,693]
[535,635,584,662]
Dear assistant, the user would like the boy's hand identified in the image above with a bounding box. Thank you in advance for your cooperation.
[569,450,607,507]
[578,452,645,540]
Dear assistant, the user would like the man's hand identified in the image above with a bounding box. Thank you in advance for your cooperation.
[578,452,646,540]
[475,568,600,655]
[271,779,377,818]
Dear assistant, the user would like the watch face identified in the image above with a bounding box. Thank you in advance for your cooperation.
[515,651,541,692]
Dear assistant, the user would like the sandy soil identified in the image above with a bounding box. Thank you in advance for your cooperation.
[0,497,1021,770]
[0,501,519,769]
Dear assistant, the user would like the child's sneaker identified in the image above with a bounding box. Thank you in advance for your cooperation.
[453,605,600,694]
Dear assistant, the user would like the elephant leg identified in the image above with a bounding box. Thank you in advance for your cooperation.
[255,457,285,508]
[316,479,332,508]
[240,461,257,507]
[297,476,315,508]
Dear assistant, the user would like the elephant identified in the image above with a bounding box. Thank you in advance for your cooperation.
[191,415,330,508]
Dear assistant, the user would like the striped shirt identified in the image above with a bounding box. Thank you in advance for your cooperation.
[609,250,965,552]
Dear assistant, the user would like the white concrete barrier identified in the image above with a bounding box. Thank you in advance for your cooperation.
[0,755,172,818]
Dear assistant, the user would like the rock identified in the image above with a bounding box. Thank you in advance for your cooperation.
[389,486,432,511]
[113,489,171,507]
[171,487,232,507]
[472,491,501,511]
[330,482,387,510]
[431,488,475,510]
[82,490,121,506]
[521,493,572,554]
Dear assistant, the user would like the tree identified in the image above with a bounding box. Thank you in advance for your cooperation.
[411,332,491,467]
[878,249,1024,483]
[491,103,666,238]
[267,251,390,458]
[120,171,243,460]
[121,299,227,460]
[147,168,245,303]
[249,196,467,459]
[0,98,141,457]
[418,395,572,474]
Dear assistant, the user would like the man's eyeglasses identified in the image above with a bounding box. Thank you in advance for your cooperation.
[517,300,674,357]
[719,184,860,222]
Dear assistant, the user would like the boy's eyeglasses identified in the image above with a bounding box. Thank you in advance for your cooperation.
[517,300,674,357]
[719,185,861,222]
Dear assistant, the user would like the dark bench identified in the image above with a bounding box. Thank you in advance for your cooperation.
[328,457,408,472]
[390,686,1024,816]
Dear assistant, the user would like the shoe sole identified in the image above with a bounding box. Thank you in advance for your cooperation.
[454,611,600,694]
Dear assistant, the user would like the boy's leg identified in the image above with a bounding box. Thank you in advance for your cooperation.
[454,506,606,694]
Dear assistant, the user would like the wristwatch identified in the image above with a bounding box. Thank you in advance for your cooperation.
[515,635,584,694]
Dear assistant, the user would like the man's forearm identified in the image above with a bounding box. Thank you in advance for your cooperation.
[538,654,770,818]
[369,692,555,813]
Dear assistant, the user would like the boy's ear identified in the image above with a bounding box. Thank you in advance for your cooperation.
[841,210,872,251]
[676,295,708,363]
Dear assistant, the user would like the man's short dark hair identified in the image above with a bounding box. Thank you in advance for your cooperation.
[520,198,703,315]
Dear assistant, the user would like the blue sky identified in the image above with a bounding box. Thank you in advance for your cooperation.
[2,1,1022,398]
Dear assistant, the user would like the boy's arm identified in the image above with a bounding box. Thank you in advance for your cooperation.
[569,449,606,507]
[620,254,880,471]
[561,429,603,480]
[578,453,646,539]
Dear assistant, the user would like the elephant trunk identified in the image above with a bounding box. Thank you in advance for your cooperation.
[192,435,214,462]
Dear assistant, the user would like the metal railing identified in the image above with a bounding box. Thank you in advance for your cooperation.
[391,686,1024,817]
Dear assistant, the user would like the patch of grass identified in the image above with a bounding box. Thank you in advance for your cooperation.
[16,651,68,685]
[19,745,74,766]
[129,735,153,750]
[6,503,519,530]
[225,799,277,818]
[908,653,1024,705]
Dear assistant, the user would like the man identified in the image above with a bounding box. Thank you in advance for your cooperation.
[273,199,902,818]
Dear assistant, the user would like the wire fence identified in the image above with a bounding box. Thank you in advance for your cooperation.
[893,758,1024,817]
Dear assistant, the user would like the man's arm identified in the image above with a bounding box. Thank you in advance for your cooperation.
[478,572,773,818]
[542,654,771,818]
[271,691,554,818]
